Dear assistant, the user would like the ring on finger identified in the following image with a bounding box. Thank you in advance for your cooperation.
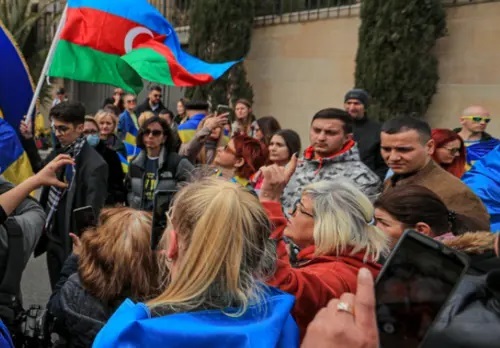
[337,301,354,315]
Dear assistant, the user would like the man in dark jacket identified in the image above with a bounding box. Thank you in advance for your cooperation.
[344,89,388,180]
[20,102,108,290]
[135,85,166,117]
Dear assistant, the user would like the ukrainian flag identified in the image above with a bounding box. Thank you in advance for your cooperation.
[0,21,34,184]
[119,120,140,173]
[177,113,205,144]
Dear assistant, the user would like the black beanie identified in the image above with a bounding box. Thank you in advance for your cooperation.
[344,89,369,107]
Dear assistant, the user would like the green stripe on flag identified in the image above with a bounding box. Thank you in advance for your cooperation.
[48,40,144,94]
[122,47,174,86]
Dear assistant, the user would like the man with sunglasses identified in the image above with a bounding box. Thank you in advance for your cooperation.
[455,105,499,170]
[135,85,166,117]
[19,102,108,290]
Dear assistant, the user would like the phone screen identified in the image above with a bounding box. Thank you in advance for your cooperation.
[375,230,469,348]
[73,206,96,237]
[151,190,177,250]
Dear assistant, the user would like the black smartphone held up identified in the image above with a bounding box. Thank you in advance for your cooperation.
[216,104,233,123]
[151,190,177,250]
[375,230,469,348]
[73,206,96,237]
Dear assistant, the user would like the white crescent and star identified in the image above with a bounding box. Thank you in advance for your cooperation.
[124,26,154,53]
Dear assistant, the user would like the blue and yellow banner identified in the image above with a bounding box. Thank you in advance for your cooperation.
[0,21,34,184]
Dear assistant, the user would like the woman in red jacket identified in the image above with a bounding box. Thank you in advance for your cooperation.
[258,162,388,340]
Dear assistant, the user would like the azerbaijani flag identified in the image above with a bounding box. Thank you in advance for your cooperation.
[48,0,239,93]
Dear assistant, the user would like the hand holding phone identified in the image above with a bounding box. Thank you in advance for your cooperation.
[375,230,469,348]
[73,206,96,237]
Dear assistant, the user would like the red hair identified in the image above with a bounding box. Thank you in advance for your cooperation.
[232,134,269,179]
[431,128,466,178]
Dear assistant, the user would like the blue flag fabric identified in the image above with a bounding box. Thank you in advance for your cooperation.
[0,23,34,184]
[463,145,500,232]
[93,287,299,348]
[465,138,500,169]
[0,21,34,129]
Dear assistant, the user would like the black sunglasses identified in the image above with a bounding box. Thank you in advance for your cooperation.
[144,129,163,137]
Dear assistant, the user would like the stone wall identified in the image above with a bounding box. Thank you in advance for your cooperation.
[245,1,500,144]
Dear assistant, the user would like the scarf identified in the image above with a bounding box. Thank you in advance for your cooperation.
[45,136,86,230]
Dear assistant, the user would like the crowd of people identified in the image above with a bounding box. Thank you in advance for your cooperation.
[0,85,498,347]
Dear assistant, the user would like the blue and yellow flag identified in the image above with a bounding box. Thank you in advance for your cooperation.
[464,138,500,170]
[0,21,34,184]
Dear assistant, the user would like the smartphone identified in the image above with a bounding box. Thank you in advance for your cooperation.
[216,104,233,123]
[375,230,469,348]
[151,190,177,250]
[73,206,96,237]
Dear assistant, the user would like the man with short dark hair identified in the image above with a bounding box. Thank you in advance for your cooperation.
[282,108,381,212]
[344,88,387,180]
[135,85,166,117]
[20,102,108,289]
[381,115,489,229]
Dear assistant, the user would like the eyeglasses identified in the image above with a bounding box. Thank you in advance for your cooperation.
[291,199,314,218]
[462,115,491,124]
[51,124,71,135]
[441,147,461,155]
[144,129,163,137]
[83,129,98,135]
[126,99,137,104]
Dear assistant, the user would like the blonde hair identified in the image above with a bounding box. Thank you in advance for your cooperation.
[95,110,117,130]
[147,177,275,316]
[303,180,388,261]
[138,111,155,127]
[196,115,228,164]
[78,207,158,302]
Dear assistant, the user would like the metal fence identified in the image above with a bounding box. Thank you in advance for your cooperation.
[148,0,498,28]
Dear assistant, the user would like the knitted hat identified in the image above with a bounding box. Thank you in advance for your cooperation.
[344,89,370,107]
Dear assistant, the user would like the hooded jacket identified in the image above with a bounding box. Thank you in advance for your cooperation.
[92,287,299,348]
[282,140,381,213]
[263,201,382,340]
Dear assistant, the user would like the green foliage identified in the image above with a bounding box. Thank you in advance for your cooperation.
[185,0,255,109]
[355,0,447,121]
[0,0,60,107]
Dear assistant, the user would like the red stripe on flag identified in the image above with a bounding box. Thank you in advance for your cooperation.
[61,8,140,55]
[61,7,213,86]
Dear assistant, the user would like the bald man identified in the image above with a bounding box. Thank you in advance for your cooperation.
[455,105,499,170]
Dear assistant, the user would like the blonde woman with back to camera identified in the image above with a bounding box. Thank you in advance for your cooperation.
[94,177,299,347]
[258,160,388,341]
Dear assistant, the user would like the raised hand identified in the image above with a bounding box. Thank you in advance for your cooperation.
[205,113,229,131]
[34,154,75,189]
[19,118,33,139]
[258,154,298,202]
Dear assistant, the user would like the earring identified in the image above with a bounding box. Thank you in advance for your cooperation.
[166,257,173,262]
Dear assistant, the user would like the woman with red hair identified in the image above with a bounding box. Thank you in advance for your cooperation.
[432,128,466,178]
[213,134,268,191]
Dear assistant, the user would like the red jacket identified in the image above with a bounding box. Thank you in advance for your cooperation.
[263,201,382,340]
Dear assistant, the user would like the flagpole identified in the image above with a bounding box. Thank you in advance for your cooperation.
[26,4,68,124]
